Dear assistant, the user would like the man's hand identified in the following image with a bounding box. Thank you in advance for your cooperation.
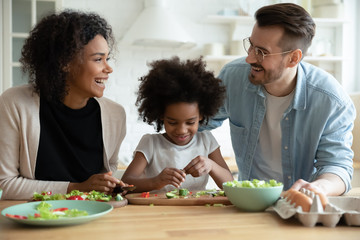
[290,173,346,196]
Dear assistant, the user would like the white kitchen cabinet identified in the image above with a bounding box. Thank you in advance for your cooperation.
[203,15,347,85]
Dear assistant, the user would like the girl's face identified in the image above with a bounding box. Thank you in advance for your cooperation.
[163,102,202,146]
[64,34,113,109]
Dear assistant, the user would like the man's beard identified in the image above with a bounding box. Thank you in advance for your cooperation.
[248,63,284,86]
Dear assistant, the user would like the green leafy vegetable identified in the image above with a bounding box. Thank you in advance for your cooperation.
[224,179,283,188]
[85,190,112,201]
[164,189,226,199]
[36,201,52,210]
[195,189,225,197]
[32,190,112,202]
[27,202,88,220]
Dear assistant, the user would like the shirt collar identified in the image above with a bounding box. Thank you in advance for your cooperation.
[292,62,307,111]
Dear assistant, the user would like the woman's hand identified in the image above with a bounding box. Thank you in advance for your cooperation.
[67,171,120,194]
[113,180,131,195]
[183,155,213,177]
[153,168,186,189]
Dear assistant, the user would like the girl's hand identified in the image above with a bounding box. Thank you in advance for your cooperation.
[154,168,186,189]
[68,171,120,194]
[183,156,213,177]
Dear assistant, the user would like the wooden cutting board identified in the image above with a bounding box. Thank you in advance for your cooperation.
[106,198,128,208]
[125,192,231,206]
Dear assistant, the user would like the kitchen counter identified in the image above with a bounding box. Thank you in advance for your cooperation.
[1,188,359,240]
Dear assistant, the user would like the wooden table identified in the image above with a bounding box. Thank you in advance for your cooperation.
[1,188,359,240]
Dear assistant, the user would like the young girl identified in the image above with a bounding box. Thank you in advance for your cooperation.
[121,57,233,193]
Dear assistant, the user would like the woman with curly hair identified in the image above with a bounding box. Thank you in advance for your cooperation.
[0,10,127,200]
[122,57,233,193]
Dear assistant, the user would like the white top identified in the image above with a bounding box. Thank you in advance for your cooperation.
[135,131,219,192]
[251,90,295,182]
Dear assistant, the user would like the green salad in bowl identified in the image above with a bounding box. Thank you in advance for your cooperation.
[223,179,283,212]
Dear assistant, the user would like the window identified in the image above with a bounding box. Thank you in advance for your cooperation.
[1,0,61,92]
[356,1,360,91]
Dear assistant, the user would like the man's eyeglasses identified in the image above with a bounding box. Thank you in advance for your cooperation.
[243,37,293,63]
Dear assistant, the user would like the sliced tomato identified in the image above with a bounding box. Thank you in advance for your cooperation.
[6,213,28,219]
[67,195,84,200]
[141,192,150,198]
[53,207,69,212]
[41,191,52,196]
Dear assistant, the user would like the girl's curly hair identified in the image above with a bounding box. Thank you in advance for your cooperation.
[136,56,226,132]
[20,10,114,102]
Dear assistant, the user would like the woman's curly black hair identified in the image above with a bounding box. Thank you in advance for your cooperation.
[136,56,226,132]
[20,9,114,103]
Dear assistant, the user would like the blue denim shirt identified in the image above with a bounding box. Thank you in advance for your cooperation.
[203,57,356,192]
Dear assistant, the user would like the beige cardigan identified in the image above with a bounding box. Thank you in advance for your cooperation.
[0,85,126,199]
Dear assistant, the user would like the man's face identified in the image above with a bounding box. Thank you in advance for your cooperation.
[245,24,290,87]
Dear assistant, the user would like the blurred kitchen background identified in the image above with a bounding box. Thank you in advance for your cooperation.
[1,0,359,186]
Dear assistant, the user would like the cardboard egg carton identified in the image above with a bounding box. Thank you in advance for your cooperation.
[272,188,360,227]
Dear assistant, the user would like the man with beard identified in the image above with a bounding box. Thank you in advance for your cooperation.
[203,3,356,196]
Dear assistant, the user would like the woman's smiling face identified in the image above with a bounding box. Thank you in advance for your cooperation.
[162,102,202,146]
[64,34,113,109]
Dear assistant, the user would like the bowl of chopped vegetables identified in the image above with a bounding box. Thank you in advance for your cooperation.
[223,179,283,212]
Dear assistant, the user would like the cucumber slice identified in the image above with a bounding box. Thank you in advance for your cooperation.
[166,192,176,199]
[179,188,189,196]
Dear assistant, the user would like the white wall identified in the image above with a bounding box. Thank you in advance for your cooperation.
[356,0,360,91]
[61,0,357,166]
[342,0,357,92]
[0,1,3,93]
[62,0,241,165]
